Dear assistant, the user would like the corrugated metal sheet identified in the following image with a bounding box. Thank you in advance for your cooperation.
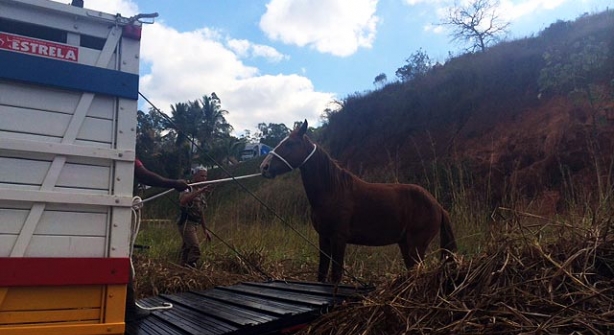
[126,280,373,335]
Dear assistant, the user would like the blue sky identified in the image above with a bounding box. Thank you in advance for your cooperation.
[55,0,612,135]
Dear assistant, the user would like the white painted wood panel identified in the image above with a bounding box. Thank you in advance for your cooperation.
[0,186,133,207]
[1,209,107,236]
[0,131,113,148]
[0,106,113,143]
[109,208,132,257]
[0,80,115,120]
[0,157,110,189]
[57,163,111,190]
[0,235,16,256]
[0,140,133,163]
[27,235,106,257]
[37,211,108,236]
[0,235,107,257]
[0,209,26,233]
[0,0,142,259]
[116,100,137,152]
[120,34,141,74]
[0,200,109,213]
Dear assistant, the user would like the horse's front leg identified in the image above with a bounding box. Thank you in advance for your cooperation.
[330,240,347,283]
[317,235,331,282]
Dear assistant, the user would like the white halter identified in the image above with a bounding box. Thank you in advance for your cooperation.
[269,136,317,171]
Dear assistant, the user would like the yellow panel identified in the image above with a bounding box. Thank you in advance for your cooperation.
[0,288,7,308]
[103,285,127,323]
[0,322,125,335]
[0,308,100,324]
[1,286,102,311]
[0,285,127,334]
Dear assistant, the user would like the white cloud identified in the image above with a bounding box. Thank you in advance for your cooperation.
[259,0,380,57]
[499,0,568,21]
[227,39,252,58]
[51,0,331,135]
[223,74,333,132]
[406,0,573,35]
[403,0,446,5]
[228,39,289,62]
[251,44,289,62]
[407,0,572,22]
[139,23,332,135]
[51,0,138,16]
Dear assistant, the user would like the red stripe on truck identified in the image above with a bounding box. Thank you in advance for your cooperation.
[0,257,130,286]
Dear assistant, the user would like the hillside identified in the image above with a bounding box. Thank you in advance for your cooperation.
[320,9,614,213]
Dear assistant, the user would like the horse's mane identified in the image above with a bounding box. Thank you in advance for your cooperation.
[303,137,356,190]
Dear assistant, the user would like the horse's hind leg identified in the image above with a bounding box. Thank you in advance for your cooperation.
[317,235,331,282]
[398,237,429,269]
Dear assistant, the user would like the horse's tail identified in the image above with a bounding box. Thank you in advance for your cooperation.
[440,209,457,260]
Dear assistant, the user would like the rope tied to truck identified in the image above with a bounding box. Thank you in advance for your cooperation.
[137,91,372,289]
[131,173,261,209]
[128,172,263,312]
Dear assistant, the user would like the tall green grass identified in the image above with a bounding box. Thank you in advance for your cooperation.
[133,155,613,292]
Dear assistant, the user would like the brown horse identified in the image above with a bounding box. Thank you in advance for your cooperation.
[260,120,457,283]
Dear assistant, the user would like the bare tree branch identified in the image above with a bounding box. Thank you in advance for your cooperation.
[440,0,510,52]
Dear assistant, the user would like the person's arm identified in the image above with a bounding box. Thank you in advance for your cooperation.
[178,186,209,206]
[134,163,189,191]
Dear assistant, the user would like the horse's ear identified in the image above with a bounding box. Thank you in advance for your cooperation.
[298,119,308,136]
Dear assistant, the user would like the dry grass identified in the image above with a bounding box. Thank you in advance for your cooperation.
[132,211,614,334]
[300,217,614,335]
[133,160,614,334]
[131,219,408,298]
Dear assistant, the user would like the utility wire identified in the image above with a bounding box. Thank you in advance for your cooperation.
[139,92,371,288]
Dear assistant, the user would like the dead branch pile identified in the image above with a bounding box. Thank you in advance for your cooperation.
[304,224,614,335]
[132,253,259,298]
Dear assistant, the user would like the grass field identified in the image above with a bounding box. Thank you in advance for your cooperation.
[131,159,614,333]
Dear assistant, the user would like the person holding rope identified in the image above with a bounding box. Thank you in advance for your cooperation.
[134,158,189,192]
[177,165,213,268]
[126,158,189,322]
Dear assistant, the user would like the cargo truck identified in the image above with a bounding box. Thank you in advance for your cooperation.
[0,1,150,334]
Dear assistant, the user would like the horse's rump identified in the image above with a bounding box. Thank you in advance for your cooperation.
[338,181,443,246]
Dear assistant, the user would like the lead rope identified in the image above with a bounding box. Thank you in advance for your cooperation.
[128,172,266,312]
[130,196,173,311]
[138,92,370,289]
[137,173,261,206]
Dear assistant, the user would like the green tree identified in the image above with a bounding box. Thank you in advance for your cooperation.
[206,134,246,166]
[373,73,387,88]
[257,122,291,147]
[191,93,233,150]
[538,36,609,97]
[396,48,432,82]
[167,102,197,174]
[538,35,611,201]
[166,93,233,172]
[136,109,165,159]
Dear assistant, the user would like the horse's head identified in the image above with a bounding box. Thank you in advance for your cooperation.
[260,119,316,179]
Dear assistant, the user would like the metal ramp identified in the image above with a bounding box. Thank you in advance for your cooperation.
[125,280,373,335]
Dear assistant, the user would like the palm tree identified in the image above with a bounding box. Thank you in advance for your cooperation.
[206,134,246,167]
[166,94,234,171]
[195,94,233,148]
[167,101,201,175]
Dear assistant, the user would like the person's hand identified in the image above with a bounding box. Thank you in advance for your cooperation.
[203,229,212,242]
[173,179,189,192]
[198,185,212,193]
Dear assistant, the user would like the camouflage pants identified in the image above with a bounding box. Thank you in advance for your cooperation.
[177,222,201,267]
